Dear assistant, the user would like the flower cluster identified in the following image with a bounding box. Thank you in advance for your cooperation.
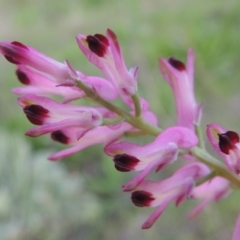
[1,29,240,239]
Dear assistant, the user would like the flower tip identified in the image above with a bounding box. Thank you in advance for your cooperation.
[168,57,186,71]
[15,68,30,85]
[113,154,140,172]
[131,191,154,207]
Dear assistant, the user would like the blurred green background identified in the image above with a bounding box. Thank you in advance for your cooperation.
[1,0,240,239]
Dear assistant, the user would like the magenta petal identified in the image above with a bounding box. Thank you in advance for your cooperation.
[156,126,198,148]
[25,119,94,137]
[158,49,199,130]
[232,214,240,240]
[141,201,169,229]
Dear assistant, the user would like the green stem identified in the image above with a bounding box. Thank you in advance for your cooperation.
[191,147,240,188]
[76,80,162,136]
[102,116,124,126]
[76,79,240,189]
[195,124,205,149]
[131,93,142,117]
[195,171,216,186]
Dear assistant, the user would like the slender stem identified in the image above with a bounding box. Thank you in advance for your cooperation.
[102,116,124,126]
[76,79,240,188]
[195,124,205,149]
[191,147,240,188]
[195,171,216,186]
[131,93,142,117]
[76,80,162,136]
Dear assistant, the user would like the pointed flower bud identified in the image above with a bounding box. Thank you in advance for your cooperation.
[159,49,201,130]
[76,29,138,97]
[207,123,240,173]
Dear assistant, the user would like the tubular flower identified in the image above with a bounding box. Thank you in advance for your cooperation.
[131,163,210,229]
[0,41,118,101]
[158,49,201,130]
[76,29,138,98]
[105,126,198,191]
[18,94,102,137]
[49,110,158,161]
[189,177,230,218]
[206,123,240,173]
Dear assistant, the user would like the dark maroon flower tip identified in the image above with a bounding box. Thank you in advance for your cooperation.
[11,41,28,50]
[131,191,155,207]
[51,131,69,144]
[113,154,140,172]
[86,34,109,57]
[168,57,186,71]
[23,104,49,125]
[218,131,240,154]
[16,69,30,85]
[2,41,28,64]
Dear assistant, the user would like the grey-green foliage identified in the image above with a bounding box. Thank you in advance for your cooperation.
[0,129,101,240]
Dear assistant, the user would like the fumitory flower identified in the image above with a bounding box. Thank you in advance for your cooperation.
[130,162,210,229]
[206,123,240,174]
[76,29,138,97]
[189,176,230,218]
[49,110,158,161]
[0,41,118,102]
[18,94,102,137]
[159,49,201,131]
[105,126,198,191]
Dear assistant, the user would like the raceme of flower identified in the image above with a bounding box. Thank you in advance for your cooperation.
[1,29,240,239]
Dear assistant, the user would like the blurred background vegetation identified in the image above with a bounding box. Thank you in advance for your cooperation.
[0,0,240,239]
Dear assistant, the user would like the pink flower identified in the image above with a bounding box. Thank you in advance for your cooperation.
[0,41,118,101]
[131,162,210,229]
[18,94,102,137]
[232,214,240,240]
[76,29,138,97]
[49,110,158,161]
[206,123,240,173]
[105,126,198,191]
[159,49,201,130]
[189,177,230,218]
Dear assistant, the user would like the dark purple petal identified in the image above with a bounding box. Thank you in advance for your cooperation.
[218,131,239,154]
[23,104,49,125]
[131,191,155,207]
[86,34,108,57]
[168,57,186,71]
[2,41,28,64]
[113,154,140,172]
[16,69,30,85]
[51,130,69,144]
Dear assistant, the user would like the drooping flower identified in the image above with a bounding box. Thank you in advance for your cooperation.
[189,177,230,218]
[159,49,201,130]
[206,123,240,173]
[131,162,210,229]
[76,29,138,97]
[0,41,118,101]
[18,94,102,137]
[105,126,198,191]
